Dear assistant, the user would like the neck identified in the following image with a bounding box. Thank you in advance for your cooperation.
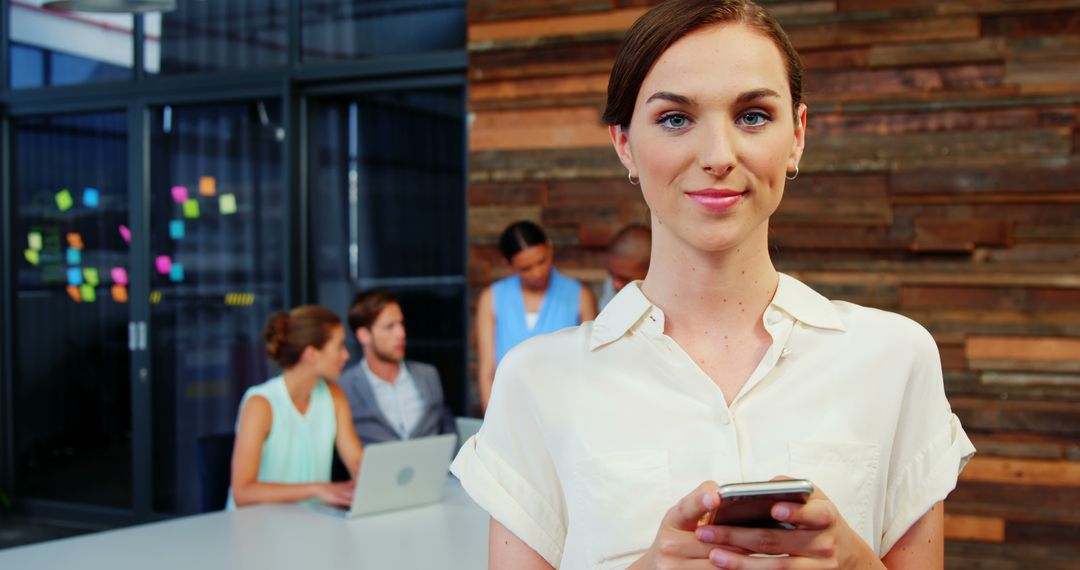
[365,352,401,383]
[640,224,778,336]
[282,367,319,406]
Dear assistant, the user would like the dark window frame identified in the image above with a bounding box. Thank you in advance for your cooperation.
[0,0,468,527]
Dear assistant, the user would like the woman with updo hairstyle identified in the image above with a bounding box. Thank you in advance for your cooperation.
[475,220,597,412]
[227,305,364,509]
[452,1,974,568]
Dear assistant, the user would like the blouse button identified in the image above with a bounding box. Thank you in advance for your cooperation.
[718,411,731,426]
[766,310,783,325]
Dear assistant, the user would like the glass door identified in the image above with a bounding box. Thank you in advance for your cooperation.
[307,85,468,413]
[10,111,133,509]
[147,99,286,515]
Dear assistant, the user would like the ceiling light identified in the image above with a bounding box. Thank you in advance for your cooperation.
[43,0,176,13]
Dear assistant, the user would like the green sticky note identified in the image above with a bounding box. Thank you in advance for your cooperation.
[25,249,40,266]
[183,199,201,218]
[219,193,237,215]
[81,284,96,303]
[56,189,74,211]
[28,232,43,251]
[83,268,100,286]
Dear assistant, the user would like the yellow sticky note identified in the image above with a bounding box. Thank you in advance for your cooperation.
[219,193,237,215]
[111,285,128,304]
[183,199,201,218]
[83,268,100,286]
[81,285,96,303]
[25,249,40,266]
[28,232,42,251]
[56,189,74,211]
[67,232,84,250]
[199,176,217,196]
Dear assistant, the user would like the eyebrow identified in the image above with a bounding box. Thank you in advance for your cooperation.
[644,88,783,107]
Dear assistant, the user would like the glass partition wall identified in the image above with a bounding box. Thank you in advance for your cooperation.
[1,0,467,525]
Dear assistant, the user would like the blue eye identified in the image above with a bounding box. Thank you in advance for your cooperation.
[658,112,690,130]
[737,111,770,127]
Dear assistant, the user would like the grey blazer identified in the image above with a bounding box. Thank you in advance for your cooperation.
[338,359,455,445]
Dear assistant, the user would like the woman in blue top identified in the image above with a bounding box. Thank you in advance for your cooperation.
[229,305,364,508]
[476,221,597,412]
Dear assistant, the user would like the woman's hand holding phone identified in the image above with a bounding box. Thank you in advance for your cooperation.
[694,477,885,569]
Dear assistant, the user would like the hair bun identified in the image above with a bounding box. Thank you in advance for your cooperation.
[262,311,290,361]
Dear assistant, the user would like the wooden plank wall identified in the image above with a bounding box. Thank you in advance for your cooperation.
[465,1,1080,567]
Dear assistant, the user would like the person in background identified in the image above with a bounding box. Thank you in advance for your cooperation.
[452,1,974,568]
[338,289,455,444]
[476,220,597,412]
[229,305,362,509]
[598,223,652,309]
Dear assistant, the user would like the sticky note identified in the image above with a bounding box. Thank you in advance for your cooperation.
[83,268,100,286]
[67,267,83,285]
[25,249,40,266]
[111,285,128,303]
[28,232,42,251]
[169,263,185,282]
[155,255,171,274]
[169,220,185,239]
[83,187,100,208]
[171,185,189,204]
[81,285,96,303]
[67,233,84,250]
[219,193,237,215]
[67,285,81,302]
[199,176,216,196]
[66,248,81,265]
[56,189,74,211]
[183,199,200,218]
[111,267,128,286]
[119,225,132,243]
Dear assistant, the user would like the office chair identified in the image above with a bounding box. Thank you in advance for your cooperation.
[194,432,236,512]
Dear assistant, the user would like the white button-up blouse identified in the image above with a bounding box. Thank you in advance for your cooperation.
[451,274,975,569]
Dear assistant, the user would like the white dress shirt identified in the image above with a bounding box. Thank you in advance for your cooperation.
[451,274,975,569]
[363,360,425,440]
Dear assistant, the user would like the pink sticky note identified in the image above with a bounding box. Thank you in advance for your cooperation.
[155,255,172,274]
[111,267,129,286]
[119,225,132,243]
[171,185,189,204]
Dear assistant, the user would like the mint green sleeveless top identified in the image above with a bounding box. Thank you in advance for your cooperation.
[226,376,337,509]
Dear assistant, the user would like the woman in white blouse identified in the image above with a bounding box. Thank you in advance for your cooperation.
[452,1,975,568]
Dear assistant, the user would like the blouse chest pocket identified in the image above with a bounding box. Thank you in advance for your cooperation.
[573,450,672,569]
[787,440,881,545]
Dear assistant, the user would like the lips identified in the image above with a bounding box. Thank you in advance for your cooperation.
[686,188,745,212]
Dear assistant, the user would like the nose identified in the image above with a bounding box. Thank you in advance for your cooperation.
[701,122,736,177]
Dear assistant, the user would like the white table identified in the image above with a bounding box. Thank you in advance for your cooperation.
[0,478,489,569]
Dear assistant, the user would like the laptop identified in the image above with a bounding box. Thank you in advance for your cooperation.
[315,433,457,518]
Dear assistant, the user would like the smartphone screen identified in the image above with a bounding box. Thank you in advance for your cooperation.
[709,479,813,529]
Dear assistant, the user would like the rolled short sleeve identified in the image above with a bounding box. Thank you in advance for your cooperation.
[881,325,976,554]
[450,345,568,567]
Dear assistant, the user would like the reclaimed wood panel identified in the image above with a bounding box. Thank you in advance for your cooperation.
[943,513,1007,542]
[470,107,610,150]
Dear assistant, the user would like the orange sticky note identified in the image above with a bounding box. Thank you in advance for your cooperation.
[67,233,84,250]
[111,285,128,303]
[66,285,82,303]
[199,176,217,196]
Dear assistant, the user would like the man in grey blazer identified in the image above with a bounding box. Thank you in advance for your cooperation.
[339,289,455,444]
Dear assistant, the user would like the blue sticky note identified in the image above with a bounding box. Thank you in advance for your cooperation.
[169,263,185,282]
[169,220,185,239]
[67,267,83,286]
[83,187,100,208]
[66,248,81,265]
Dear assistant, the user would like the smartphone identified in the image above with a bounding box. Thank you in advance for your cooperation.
[709,479,814,529]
